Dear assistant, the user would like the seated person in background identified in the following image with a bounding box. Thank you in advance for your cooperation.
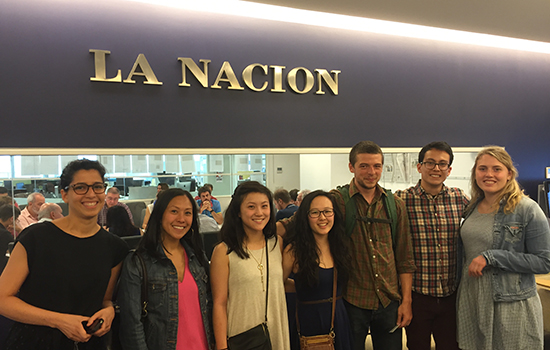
[0,197,21,235]
[0,205,20,273]
[197,186,223,224]
[97,187,134,227]
[0,188,18,208]
[157,182,169,194]
[37,203,64,223]
[142,190,164,230]
[195,183,217,201]
[106,206,141,237]
[274,189,298,221]
[289,189,299,205]
[295,189,311,207]
[17,193,45,230]
[151,182,169,205]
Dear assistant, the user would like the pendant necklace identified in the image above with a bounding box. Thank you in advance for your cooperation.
[248,245,265,292]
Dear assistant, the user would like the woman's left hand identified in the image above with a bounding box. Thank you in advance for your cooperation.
[468,255,487,277]
[86,305,115,337]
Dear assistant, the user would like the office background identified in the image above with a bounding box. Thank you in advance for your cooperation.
[1,0,549,196]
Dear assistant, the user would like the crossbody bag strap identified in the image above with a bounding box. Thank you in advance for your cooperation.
[329,268,337,335]
[295,267,338,337]
[264,235,269,324]
[134,251,149,319]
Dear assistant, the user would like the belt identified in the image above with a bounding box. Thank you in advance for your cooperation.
[299,296,342,305]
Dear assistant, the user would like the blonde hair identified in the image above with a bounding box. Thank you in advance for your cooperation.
[468,146,523,214]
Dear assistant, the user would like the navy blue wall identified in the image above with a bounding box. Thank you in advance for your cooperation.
[1,0,549,195]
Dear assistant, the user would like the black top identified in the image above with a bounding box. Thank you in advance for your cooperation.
[17,222,128,316]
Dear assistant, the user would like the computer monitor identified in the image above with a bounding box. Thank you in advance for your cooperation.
[157,173,175,186]
[537,181,550,218]
[177,177,197,192]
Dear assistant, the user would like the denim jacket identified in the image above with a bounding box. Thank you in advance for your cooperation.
[459,196,550,302]
[118,241,214,350]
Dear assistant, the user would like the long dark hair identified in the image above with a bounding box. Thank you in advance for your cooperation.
[285,190,351,287]
[106,206,139,237]
[220,181,276,259]
[138,188,208,269]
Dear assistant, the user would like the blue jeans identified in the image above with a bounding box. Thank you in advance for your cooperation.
[344,299,402,350]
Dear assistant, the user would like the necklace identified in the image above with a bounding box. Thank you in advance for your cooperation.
[247,245,265,292]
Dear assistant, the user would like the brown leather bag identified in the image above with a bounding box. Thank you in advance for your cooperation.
[296,269,337,350]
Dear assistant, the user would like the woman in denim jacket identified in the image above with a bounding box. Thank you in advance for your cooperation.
[119,189,214,350]
[456,146,550,350]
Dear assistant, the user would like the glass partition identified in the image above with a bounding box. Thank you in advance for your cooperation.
[0,154,267,204]
[0,148,479,206]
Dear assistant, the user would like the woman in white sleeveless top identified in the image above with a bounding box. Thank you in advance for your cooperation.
[211,181,290,350]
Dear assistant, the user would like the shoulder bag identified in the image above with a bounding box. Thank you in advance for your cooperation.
[227,236,272,350]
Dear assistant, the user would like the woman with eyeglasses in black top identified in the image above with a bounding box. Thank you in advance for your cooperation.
[0,159,128,350]
[282,190,353,350]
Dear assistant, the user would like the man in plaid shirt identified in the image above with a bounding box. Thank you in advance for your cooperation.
[396,141,469,350]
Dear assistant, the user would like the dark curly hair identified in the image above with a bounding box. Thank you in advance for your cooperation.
[285,190,351,288]
[138,188,208,269]
[60,159,106,190]
[220,181,277,259]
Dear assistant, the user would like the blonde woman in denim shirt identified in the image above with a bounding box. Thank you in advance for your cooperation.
[119,189,214,350]
[457,146,550,350]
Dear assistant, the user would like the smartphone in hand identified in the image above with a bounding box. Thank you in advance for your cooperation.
[82,318,104,334]
[389,324,400,333]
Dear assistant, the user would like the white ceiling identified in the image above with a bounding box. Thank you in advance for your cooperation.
[244,0,550,43]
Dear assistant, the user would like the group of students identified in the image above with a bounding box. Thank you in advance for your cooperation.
[0,139,549,350]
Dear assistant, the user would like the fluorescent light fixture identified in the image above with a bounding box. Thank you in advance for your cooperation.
[127,0,550,54]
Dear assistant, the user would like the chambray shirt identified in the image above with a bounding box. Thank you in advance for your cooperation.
[331,180,416,310]
[460,196,550,302]
[396,181,469,297]
[118,241,214,350]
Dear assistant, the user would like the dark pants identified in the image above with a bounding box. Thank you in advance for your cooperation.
[405,291,459,350]
[344,299,402,350]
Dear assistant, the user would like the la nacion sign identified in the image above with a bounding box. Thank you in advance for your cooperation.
[89,49,341,95]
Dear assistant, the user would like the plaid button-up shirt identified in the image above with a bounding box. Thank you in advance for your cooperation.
[331,180,416,310]
[396,181,469,297]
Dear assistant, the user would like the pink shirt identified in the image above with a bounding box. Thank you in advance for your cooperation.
[17,207,37,231]
[176,253,209,350]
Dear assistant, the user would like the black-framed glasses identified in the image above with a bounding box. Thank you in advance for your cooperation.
[421,161,450,170]
[308,208,335,218]
[64,182,107,195]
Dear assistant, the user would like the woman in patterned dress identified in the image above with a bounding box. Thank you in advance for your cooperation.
[456,146,550,350]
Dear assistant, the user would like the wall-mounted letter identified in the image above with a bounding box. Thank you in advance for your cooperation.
[211,62,244,90]
[123,54,163,85]
[287,67,314,94]
[269,65,286,93]
[178,58,211,87]
[242,64,268,92]
[89,49,122,82]
[315,69,340,95]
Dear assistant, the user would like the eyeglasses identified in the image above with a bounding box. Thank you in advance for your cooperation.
[421,161,450,170]
[308,208,335,218]
[64,182,107,195]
